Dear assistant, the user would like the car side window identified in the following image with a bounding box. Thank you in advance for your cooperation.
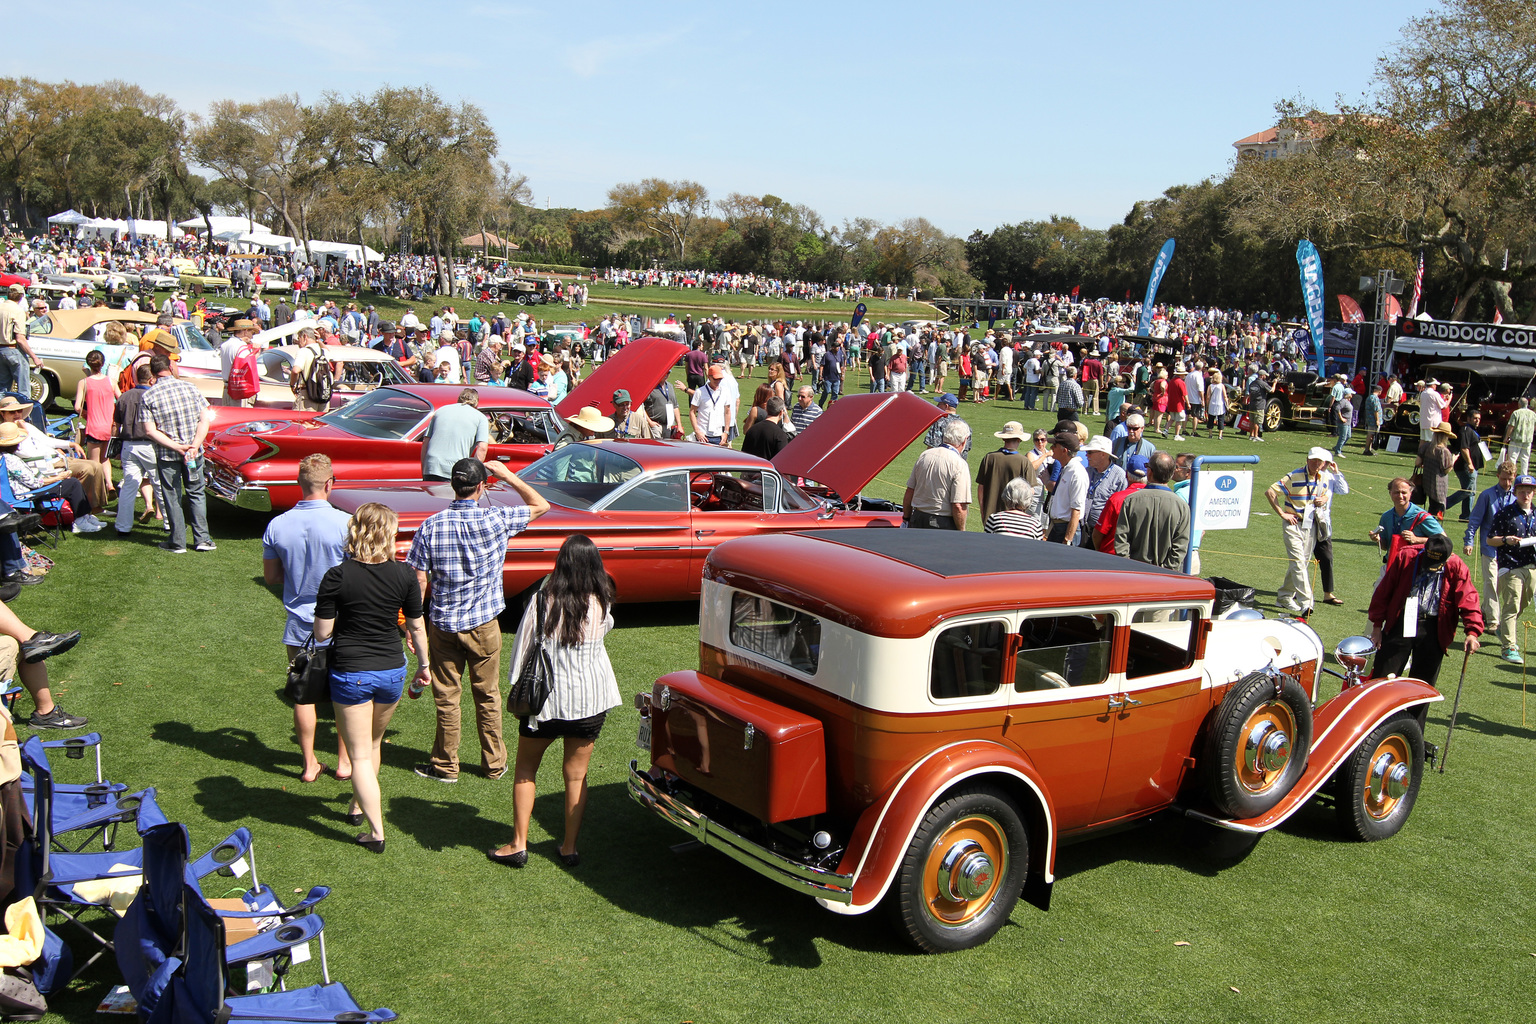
[931,620,1008,700]
[607,472,688,512]
[487,409,557,445]
[1126,608,1199,679]
[694,471,777,513]
[1014,613,1114,692]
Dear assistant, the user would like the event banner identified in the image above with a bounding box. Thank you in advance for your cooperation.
[851,302,867,329]
[1193,470,1253,531]
[1295,240,1327,373]
[1136,238,1176,337]
[1337,295,1366,323]
[1395,316,1536,349]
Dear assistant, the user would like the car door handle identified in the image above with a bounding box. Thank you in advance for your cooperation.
[1107,694,1143,712]
[695,529,715,537]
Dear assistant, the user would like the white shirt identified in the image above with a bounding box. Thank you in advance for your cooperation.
[1048,458,1089,521]
[690,382,731,437]
[435,347,463,384]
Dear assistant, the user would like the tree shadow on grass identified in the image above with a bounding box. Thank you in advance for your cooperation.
[524,780,906,966]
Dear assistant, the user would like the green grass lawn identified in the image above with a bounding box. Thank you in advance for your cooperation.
[26,382,1536,1023]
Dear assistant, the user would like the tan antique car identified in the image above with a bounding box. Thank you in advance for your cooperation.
[23,308,220,408]
[188,343,412,411]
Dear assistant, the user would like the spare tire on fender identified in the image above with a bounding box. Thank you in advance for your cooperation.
[1201,670,1314,819]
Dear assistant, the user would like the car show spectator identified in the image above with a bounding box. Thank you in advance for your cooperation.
[113,363,159,534]
[1266,447,1337,615]
[1115,452,1190,570]
[1417,423,1456,517]
[217,318,261,407]
[1046,431,1088,545]
[1464,459,1517,627]
[263,454,354,785]
[489,535,622,870]
[742,397,791,459]
[1502,398,1536,474]
[1082,436,1127,547]
[0,599,84,729]
[903,418,971,530]
[1368,534,1482,686]
[1360,383,1384,455]
[406,457,549,782]
[1111,413,1155,469]
[0,284,43,398]
[984,477,1043,539]
[1370,476,1445,567]
[1487,474,1536,665]
[420,389,489,482]
[975,421,1031,523]
[1447,409,1486,519]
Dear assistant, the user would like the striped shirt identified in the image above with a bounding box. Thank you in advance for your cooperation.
[1272,467,1327,515]
[985,509,1044,540]
[509,594,621,729]
[405,499,532,632]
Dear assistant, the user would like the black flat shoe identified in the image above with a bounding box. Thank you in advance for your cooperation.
[346,811,364,826]
[487,848,527,868]
[355,833,384,854]
[558,851,581,868]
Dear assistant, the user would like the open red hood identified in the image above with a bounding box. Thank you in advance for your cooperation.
[772,392,944,500]
[558,336,687,418]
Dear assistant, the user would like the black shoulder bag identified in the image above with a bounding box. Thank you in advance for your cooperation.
[285,633,331,705]
[508,589,554,718]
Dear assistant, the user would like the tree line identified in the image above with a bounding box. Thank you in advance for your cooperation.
[0,1,1527,318]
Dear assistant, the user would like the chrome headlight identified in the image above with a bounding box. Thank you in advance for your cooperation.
[225,421,286,435]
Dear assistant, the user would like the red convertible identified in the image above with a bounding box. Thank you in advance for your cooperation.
[326,392,945,605]
[203,337,685,512]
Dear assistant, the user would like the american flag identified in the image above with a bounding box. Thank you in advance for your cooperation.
[1408,252,1425,317]
[1495,307,1504,325]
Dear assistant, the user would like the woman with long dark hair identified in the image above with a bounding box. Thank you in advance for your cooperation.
[490,534,620,869]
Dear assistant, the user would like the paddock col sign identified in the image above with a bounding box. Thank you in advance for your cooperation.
[1192,471,1253,531]
[1396,316,1536,348]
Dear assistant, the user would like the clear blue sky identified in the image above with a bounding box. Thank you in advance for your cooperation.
[14,0,1417,235]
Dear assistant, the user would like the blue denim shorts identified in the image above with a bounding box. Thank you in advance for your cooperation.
[329,666,406,706]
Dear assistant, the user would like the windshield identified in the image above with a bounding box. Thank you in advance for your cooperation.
[317,388,432,440]
[176,323,214,351]
[521,444,643,509]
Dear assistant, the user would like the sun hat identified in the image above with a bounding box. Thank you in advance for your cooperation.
[0,422,24,447]
[0,396,32,415]
[994,421,1027,441]
[229,318,258,332]
[567,406,615,434]
[1085,435,1113,454]
[1433,422,1455,436]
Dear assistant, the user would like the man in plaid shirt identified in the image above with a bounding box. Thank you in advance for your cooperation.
[407,457,549,781]
[141,352,214,553]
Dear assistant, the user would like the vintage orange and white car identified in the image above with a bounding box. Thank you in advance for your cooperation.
[629,530,1441,952]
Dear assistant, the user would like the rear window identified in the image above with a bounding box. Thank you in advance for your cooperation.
[730,593,821,675]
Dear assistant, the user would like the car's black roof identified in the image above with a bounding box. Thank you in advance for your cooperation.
[797,528,1189,580]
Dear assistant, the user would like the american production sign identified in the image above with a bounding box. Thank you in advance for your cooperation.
[1396,316,1536,348]
[1193,470,1253,531]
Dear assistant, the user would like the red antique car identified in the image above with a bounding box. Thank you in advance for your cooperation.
[203,337,686,512]
[629,530,1441,952]
[327,392,945,605]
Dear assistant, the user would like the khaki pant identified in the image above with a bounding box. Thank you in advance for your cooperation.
[64,457,109,511]
[426,620,506,776]
[292,396,327,412]
[1497,566,1534,652]
[1279,519,1315,609]
[1480,551,1501,629]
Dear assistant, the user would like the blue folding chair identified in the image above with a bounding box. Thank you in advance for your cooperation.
[16,738,256,979]
[0,449,65,549]
[22,733,147,853]
[117,823,330,1012]
[148,883,394,1024]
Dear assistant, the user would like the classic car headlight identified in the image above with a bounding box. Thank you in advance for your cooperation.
[226,421,286,435]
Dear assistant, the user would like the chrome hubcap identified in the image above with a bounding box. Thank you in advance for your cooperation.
[1244,721,1292,774]
[937,840,994,901]
[1370,753,1410,800]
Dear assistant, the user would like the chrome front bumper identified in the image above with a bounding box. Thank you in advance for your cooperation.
[627,761,853,903]
[206,465,272,512]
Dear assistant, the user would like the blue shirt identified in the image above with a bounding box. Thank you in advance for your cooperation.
[1377,503,1445,540]
[1466,484,1516,559]
[262,500,352,645]
[406,499,533,632]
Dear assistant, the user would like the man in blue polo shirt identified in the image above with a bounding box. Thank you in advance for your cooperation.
[1464,459,1516,627]
[263,453,352,783]
[421,389,490,481]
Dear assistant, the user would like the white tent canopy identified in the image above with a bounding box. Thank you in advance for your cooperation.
[46,209,88,226]
[305,239,383,263]
[177,215,272,235]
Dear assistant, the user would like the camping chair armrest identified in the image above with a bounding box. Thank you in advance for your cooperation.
[239,884,331,918]
[189,827,254,880]
[224,913,325,964]
[38,733,103,751]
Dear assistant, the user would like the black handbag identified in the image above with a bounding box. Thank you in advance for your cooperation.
[285,634,331,705]
[508,590,553,718]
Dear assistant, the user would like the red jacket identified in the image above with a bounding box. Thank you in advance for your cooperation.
[1368,547,1483,651]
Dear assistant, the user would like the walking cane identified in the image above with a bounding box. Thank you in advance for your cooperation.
[1438,644,1474,773]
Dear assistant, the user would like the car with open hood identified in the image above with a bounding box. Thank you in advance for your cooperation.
[628,531,1442,953]
[326,391,943,605]
[203,336,686,513]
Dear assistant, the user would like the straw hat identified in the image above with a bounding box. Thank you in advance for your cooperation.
[0,422,25,447]
[993,421,1027,441]
[566,407,614,434]
[0,396,33,416]
[1433,421,1455,437]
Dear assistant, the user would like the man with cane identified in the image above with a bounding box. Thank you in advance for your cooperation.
[1366,533,1482,687]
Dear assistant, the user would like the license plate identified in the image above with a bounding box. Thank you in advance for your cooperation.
[636,717,652,752]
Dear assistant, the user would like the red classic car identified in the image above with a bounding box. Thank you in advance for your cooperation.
[203,337,686,512]
[326,392,945,605]
[629,530,1441,952]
